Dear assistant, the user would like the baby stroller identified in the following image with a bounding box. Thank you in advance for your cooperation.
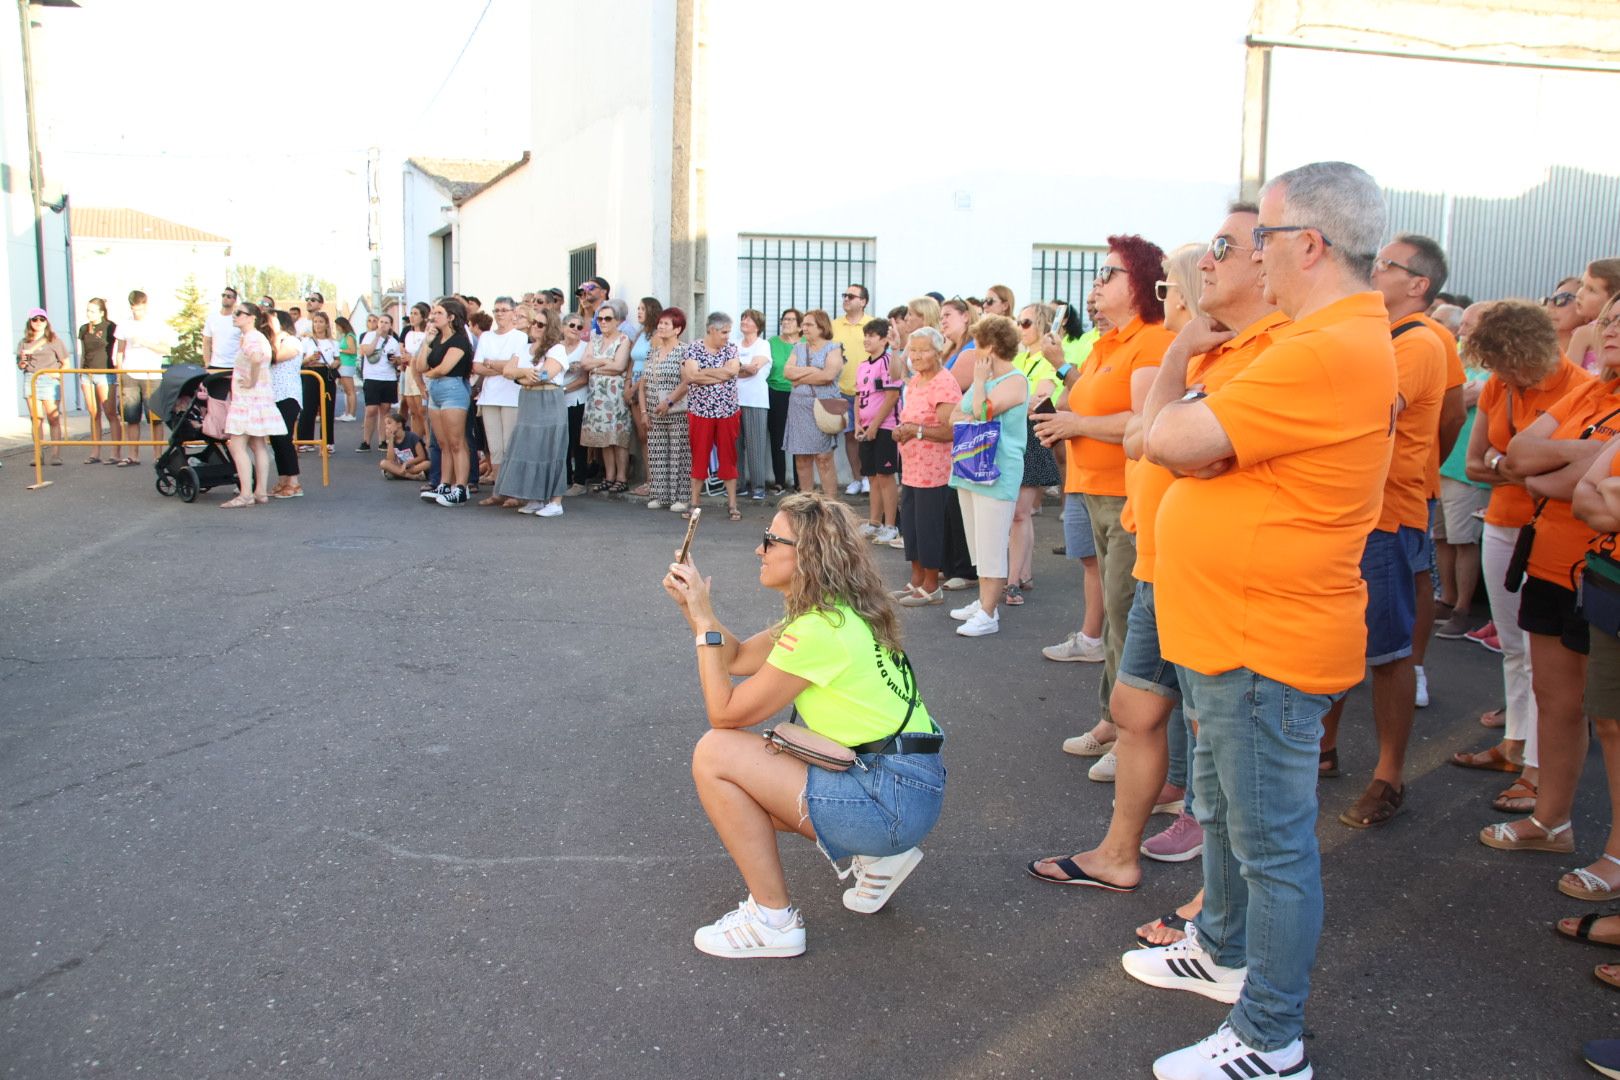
[153,364,239,502]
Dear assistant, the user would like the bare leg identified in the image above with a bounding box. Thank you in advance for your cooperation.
[1010,486,1039,586]
[691,729,814,909]
[817,452,838,499]
[1370,657,1416,785]
[1436,540,1458,608]
[1081,555,1104,639]
[226,434,254,496]
[1453,542,1482,616]
[1560,716,1620,895]
[1412,570,1435,666]
[874,473,898,527]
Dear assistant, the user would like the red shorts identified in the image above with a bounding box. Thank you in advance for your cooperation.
[687,412,740,480]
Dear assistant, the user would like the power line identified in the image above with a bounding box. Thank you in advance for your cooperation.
[416,0,497,122]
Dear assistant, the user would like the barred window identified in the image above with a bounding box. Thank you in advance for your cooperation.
[569,245,597,314]
[737,235,876,323]
[1031,245,1106,310]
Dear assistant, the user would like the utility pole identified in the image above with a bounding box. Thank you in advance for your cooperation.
[18,0,48,305]
[367,146,382,312]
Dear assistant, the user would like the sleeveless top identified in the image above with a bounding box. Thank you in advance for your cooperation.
[948,369,1028,503]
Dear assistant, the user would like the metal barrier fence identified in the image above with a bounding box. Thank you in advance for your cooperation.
[21,367,331,492]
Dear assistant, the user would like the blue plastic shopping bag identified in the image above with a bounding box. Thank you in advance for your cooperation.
[950,420,1001,485]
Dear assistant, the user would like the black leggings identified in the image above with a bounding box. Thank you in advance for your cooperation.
[767,387,791,488]
[567,401,589,485]
[271,398,302,477]
[296,367,334,444]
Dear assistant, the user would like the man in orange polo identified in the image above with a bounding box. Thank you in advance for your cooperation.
[1316,234,1450,830]
[1125,162,1396,1080]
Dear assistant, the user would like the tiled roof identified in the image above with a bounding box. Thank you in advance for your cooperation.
[73,208,229,244]
[406,154,529,201]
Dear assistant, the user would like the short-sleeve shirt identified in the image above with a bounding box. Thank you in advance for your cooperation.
[855,351,903,430]
[1064,317,1175,497]
[1439,368,1491,488]
[1379,315,1449,532]
[1477,360,1592,527]
[19,336,68,375]
[361,331,400,381]
[735,337,772,409]
[683,341,740,418]
[831,315,872,396]
[897,370,963,488]
[1155,291,1398,695]
[114,317,171,381]
[202,311,242,367]
[390,431,424,464]
[426,330,473,381]
[79,320,115,370]
[1415,312,1466,497]
[766,605,933,746]
[1131,312,1289,583]
[767,336,798,393]
[474,328,528,407]
[1526,376,1620,588]
[1012,350,1060,404]
[269,334,304,404]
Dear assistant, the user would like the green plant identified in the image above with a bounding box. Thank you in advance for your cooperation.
[168,276,208,367]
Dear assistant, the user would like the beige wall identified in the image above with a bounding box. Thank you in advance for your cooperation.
[70,238,231,328]
[454,165,539,300]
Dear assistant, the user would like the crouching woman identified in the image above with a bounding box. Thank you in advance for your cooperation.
[662,492,946,959]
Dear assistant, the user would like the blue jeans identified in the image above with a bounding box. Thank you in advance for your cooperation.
[1180,665,1336,1051]
[1166,703,1195,813]
[804,752,946,863]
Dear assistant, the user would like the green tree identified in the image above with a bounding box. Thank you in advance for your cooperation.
[168,276,208,367]
[231,264,338,310]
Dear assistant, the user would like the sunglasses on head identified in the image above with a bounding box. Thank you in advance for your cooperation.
[762,529,796,552]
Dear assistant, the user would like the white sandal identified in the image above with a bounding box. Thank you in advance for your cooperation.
[1561,853,1620,901]
[1479,815,1574,853]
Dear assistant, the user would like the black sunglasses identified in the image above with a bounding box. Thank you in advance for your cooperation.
[1018,319,1036,329]
[1542,291,1577,308]
[841,292,864,301]
[762,529,797,552]
[1094,265,1125,286]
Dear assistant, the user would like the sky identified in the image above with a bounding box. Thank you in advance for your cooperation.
[29,0,530,301]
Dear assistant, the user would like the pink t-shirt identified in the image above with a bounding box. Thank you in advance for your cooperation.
[897,371,963,488]
[855,352,903,430]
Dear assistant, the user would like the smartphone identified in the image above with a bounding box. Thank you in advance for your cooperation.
[1034,397,1057,415]
[676,507,702,564]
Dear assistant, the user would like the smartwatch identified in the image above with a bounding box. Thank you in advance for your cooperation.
[1055,363,1074,380]
[695,631,725,648]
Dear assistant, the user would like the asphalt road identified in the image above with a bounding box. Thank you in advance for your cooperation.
[1,447,1612,1078]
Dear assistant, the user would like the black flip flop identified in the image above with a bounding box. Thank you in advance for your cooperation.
[1025,857,1138,892]
[1560,912,1620,950]
[1135,913,1189,947]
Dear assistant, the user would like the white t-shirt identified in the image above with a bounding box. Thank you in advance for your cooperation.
[562,340,590,407]
[295,317,313,337]
[202,310,241,367]
[735,337,772,409]
[314,339,339,367]
[115,317,173,381]
[473,328,528,408]
[361,331,400,381]
[541,342,570,385]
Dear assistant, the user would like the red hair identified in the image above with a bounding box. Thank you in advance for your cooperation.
[1107,233,1167,324]
[660,306,688,334]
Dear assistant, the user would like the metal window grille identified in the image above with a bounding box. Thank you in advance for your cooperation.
[569,244,597,313]
[1031,245,1106,311]
[737,236,876,323]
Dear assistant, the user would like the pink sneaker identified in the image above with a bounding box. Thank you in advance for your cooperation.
[1141,810,1204,863]
[1464,621,1497,647]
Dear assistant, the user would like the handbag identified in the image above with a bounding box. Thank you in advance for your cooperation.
[813,394,849,434]
[1583,540,1620,639]
[764,652,919,772]
[1505,404,1620,592]
[951,419,1002,485]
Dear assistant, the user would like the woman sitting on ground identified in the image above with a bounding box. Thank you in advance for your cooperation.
[379,412,428,480]
[662,492,946,959]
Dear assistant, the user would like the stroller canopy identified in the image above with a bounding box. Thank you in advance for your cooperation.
[152,364,208,420]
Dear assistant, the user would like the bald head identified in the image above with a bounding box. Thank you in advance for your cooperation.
[1459,301,1492,339]
[1430,303,1463,335]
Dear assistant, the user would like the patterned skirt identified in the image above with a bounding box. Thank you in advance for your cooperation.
[580,374,631,448]
[225,380,287,437]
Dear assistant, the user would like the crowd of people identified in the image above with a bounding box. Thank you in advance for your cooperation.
[15,158,1620,1077]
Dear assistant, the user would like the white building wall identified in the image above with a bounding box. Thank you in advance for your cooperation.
[71,238,230,329]
[401,166,454,306]
[454,165,539,299]
[529,0,674,303]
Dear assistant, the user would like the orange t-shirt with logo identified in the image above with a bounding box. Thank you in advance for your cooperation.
[1477,360,1593,528]
[1065,317,1175,498]
[1526,376,1620,588]
[1155,292,1397,695]
[1378,316,1449,532]
[1414,313,1465,497]
[1132,311,1289,583]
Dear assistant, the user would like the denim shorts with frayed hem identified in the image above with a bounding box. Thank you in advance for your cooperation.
[804,751,945,863]
[1060,493,1097,560]
[1116,580,1182,699]
[426,376,470,411]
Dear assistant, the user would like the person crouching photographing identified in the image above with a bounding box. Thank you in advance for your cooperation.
[662,492,946,958]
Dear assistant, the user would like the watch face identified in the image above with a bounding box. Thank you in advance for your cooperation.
[704,631,724,647]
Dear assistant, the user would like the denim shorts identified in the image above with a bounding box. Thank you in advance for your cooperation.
[1116,581,1182,699]
[1061,493,1097,559]
[1361,526,1426,664]
[28,374,61,402]
[426,376,470,411]
[841,393,857,433]
[804,751,946,863]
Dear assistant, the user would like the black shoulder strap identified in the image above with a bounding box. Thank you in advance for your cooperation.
[1390,321,1422,341]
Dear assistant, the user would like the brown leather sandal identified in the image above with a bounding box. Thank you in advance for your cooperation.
[1338,779,1404,829]
[1491,776,1537,813]
[1451,743,1522,772]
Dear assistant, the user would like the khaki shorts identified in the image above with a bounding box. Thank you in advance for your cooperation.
[1437,477,1489,545]
[1588,631,1620,720]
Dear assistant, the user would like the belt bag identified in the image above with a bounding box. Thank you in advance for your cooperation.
[1584,543,1620,639]
[764,650,928,771]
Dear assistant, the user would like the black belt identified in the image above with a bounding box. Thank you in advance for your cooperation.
[852,731,944,755]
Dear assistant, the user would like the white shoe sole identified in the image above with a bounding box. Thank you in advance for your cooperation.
[692,934,805,959]
[842,848,923,914]
[1140,842,1204,864]
[1121,953,1244,1004]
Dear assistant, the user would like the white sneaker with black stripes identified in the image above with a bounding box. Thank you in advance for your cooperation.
[1151,1022,1311,1080]
[1121,922,1246,1003]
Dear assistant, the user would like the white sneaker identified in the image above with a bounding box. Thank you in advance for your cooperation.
[692,898,806,959]
[1062,730,1115,757]
[956,608,999,637]
[846,480,862,495]
[841,848,923,913]
[669,501,688,513]
[860,477,870,493]
[949,600,982,622]
[1151,1023,1310,1080]
[1088,750,1118,782]
[1414,665,1430,708]
[536,502,563,518]
[872,525,899,544]
[338,413,356,422]
[1121,923,1247,1004]
[647,499,665,510]
[1043,631,1105,663]
[885,534,906,549]
[518,500,545,515]
[858,521,878,537]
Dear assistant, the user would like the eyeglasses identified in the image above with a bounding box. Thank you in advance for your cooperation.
[1542,291,1577,308]
[492,306,513,313]
[1372,256,1421,277]
[28,315,46,323]
[597,314,616,322]
[1094,265,1125,286]
[762,529,797,552]
[233,310,250,318]
[1154,280,1179,302]
[1018,319,1036,329]
[1251,225,1334,252]
[1207,236,1250,262]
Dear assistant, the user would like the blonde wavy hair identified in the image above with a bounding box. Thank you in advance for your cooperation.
[773,492,903,654]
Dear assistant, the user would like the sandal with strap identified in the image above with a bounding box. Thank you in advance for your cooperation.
[1003,583,1025,606]
[1318,748,1341,779]
[1562,854,1620,902]
[1480,814,1575,853]
[1558,911,1620,948]
[1338,779,1404,829]
[727,506,742,521]
[1135,912,1189,947]
[1491,776,1537,813]
[1450,743,1522,772]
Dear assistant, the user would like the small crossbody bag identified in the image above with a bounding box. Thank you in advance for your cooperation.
[764,652,925,772]
[1505,404,1620,592]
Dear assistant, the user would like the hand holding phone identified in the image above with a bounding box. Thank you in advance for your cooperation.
[676,506,702,564]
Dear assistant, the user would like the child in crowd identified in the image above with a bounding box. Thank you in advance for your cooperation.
[854,318,904,545]
[379,411,428,480]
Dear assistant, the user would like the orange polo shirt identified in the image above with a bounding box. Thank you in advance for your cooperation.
[1379,316,1449,532]
[1526,375,1620,588]
[1132,311,1290,583]
[1414,313,1465,498]
[1477,360,1593,527]
[1065,317,1175,498]
[1155,292,1397,695]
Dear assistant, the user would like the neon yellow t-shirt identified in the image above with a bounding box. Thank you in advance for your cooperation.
[831,315,872,396]
[767,604,933,746]
[1062,330,1099,370]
